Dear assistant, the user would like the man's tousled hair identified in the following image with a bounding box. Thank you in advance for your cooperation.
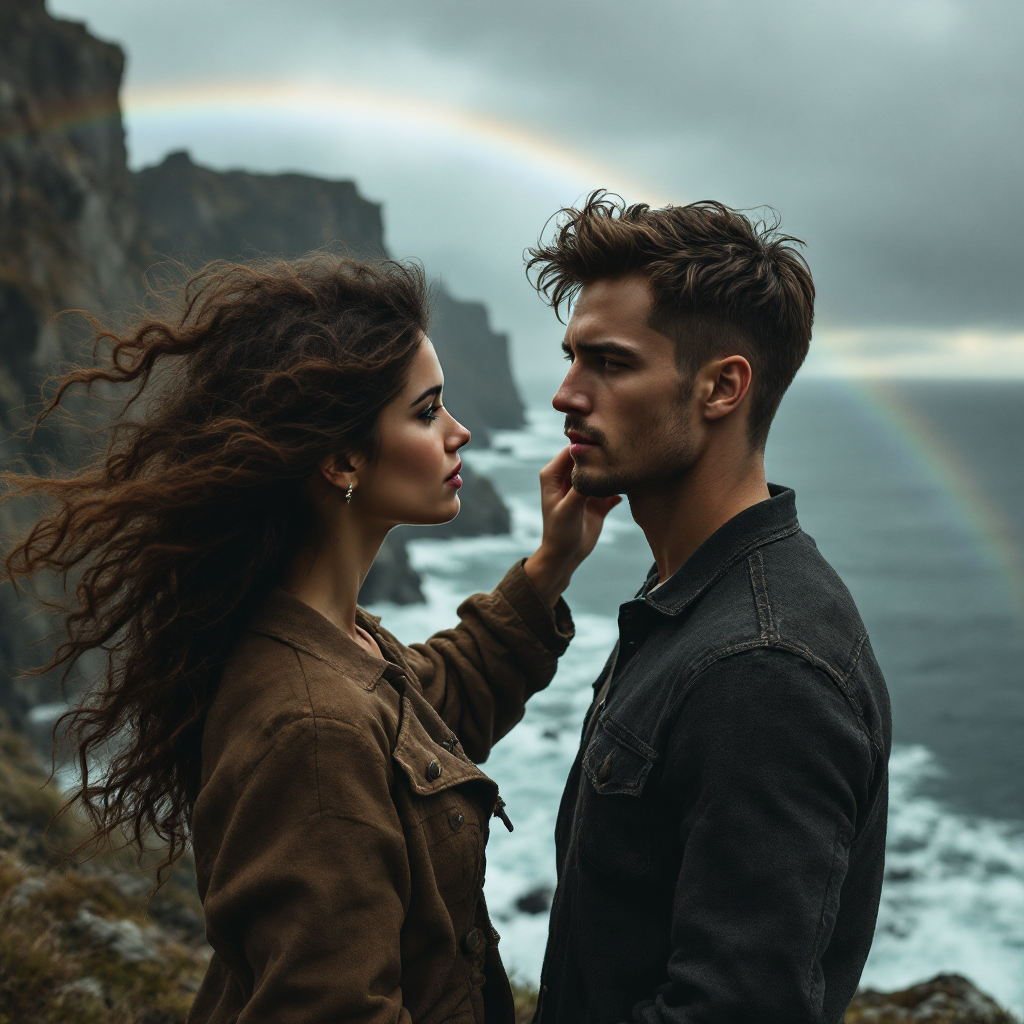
[526,192,815,448]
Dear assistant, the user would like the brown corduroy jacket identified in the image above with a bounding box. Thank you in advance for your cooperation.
[186,561,573,1024]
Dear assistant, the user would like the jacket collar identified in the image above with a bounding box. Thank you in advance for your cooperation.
[641,484,800,617]
[248,588,395,689]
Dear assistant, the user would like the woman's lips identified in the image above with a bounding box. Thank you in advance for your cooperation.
[445,461,463,488]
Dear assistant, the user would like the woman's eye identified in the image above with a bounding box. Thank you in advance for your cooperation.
[420,404,440,422]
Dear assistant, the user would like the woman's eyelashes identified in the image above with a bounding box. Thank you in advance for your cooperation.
[419,402,441,422]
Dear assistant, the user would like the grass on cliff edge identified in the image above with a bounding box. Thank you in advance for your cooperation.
[0,716,208,1023]
[1,716,1019,1023]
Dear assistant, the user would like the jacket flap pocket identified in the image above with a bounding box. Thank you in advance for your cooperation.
[393,696,494,798]
[582,715,656,796]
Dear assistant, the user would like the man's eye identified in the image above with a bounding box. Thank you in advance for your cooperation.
[563,352,574,363]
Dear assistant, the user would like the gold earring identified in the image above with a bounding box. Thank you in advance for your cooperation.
[345,483,354,504]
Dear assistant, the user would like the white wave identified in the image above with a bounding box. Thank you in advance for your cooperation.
[369,413,1024,1011]
[863,745,1024,1014]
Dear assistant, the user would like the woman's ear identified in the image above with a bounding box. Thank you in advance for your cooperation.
[317,453,357,491]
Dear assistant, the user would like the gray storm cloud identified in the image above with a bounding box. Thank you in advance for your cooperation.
[49,0,1024,334]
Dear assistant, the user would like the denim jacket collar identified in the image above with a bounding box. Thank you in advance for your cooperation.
[641,484,800,617]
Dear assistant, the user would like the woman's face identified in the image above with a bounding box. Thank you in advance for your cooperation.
[352,336,471,527]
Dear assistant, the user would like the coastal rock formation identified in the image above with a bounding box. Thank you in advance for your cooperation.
[132,148,525,446]
[132,148,523,606]
[0,714,210,1023]
[0,0,526,731]
[2,715,1021,1024]
[845,975,1019,1023]
[0,0,148,726]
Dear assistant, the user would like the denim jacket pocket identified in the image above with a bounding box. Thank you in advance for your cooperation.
[577,715,656,879]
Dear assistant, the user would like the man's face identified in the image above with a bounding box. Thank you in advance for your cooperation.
[552,275,697,498]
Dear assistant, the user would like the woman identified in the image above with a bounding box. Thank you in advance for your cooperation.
[4,256,619,1023]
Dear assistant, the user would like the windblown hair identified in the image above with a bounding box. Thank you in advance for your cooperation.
[526,192,815,447]
[2,254,428,869]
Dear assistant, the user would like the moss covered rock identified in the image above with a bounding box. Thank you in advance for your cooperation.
[0,716,210,1023]
[845,974,1019,1023]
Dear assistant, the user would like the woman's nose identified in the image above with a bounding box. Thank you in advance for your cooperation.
[447,413,471,450]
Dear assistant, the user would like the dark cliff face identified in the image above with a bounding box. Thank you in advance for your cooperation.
[133,149,525,445]
[134,150,386,262]
[130,151,523,610]
[0,0,148,725]
[0,0,144,410]
[0,6,524,727]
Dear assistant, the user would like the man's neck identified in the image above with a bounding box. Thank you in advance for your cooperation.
[628,453,770,586]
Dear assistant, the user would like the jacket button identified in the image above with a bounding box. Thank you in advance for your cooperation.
[425,759,442,781]
[462,927,484,954]
[449,810,465,832]
[441,738,454,752]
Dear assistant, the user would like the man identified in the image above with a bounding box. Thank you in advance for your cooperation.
[527,194,891,1024]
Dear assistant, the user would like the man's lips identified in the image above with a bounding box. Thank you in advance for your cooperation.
[566,430,600,459]
[445,460,463,488]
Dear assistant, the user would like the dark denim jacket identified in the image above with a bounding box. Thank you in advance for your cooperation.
[536,486,891,1024]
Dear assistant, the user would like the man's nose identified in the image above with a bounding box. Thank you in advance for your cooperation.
[552,371,591,415]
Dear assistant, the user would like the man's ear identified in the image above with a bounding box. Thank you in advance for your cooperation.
[702,355,752,422]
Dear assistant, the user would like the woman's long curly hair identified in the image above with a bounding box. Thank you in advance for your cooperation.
[2,254,428,869]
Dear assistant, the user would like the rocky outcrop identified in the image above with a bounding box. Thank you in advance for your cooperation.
[845,975,1019,1023]
[0,0,145,405]
[0,2,527,730]
[0,714,209,1023]
[0,0,149,727]
[132,149,525,446]
[134,149,385,263]
[132,148,523,606]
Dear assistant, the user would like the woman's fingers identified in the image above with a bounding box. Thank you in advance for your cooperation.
[539,446,575,498]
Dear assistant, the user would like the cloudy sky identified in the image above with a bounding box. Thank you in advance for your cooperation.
[51,0,1024,394]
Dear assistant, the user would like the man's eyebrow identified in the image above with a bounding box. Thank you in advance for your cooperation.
[410,384,443,406]
[562,338,641,360]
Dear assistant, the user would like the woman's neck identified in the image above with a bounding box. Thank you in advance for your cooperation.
[281,510,388,649]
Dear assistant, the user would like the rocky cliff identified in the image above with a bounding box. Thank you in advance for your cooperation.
[1,714,1019,1023]
[133,149,525,445]
[0,0,149,727]
[0,2,525,732]
[131,148,521,606]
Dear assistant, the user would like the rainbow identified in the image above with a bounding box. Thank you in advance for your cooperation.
[120,80,669,204]
[6,78,1020,628]
[829,376,1024,629]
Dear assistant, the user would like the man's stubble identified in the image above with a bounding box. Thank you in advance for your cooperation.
[569,398,699,500]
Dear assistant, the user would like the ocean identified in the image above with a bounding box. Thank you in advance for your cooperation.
[368,379,1024,1014]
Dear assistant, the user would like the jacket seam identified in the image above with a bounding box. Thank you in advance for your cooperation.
[646,522,800,616]
[747,550,779,641]
[230,711,389,796]
[295,648,323,818]
[663,640,876,748]
[247,626,387,688]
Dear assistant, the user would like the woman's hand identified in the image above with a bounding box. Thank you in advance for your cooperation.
[523,446,622,608]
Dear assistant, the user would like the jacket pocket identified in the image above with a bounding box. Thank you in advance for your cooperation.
[392,695,495,907]
[577,715,656,879]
